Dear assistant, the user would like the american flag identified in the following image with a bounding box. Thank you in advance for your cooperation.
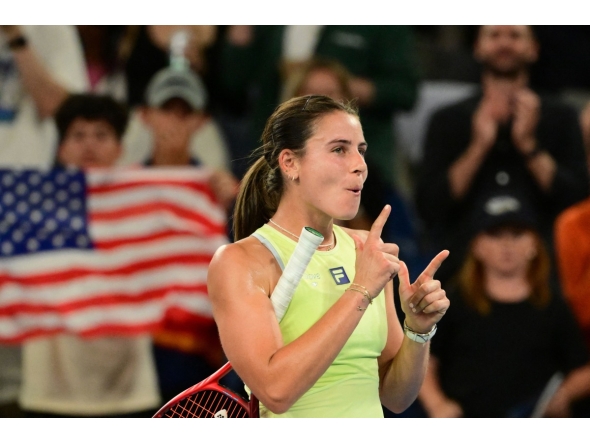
[0,167,229,343]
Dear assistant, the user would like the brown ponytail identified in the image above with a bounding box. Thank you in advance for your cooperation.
[232,154,282,241]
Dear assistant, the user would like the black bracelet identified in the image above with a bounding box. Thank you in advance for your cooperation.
[7,35,27,51]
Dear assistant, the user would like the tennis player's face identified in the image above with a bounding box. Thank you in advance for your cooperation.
[297,111,367,220]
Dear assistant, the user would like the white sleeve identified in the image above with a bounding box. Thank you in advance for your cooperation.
[23,25,89,93]
[190,118,231,170]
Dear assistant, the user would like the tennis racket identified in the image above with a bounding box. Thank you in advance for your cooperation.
[153,226,324,418]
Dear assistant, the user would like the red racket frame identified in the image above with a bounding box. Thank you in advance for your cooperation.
[153,362,259,418]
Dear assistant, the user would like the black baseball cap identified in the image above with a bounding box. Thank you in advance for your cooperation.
[469,192,538,237]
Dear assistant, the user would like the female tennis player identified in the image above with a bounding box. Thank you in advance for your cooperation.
[207,95,450,417]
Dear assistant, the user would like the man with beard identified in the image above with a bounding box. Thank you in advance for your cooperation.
[414,25,589,287]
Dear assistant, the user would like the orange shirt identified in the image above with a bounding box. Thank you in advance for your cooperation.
[555,198,590,346]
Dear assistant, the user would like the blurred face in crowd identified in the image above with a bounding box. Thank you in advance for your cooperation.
[297,68,349,103]
[141,98,204,156]
[472,224,538,277]
[474,25,539,77]
[58,118,122,168]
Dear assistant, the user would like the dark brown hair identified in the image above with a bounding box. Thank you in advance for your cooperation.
[232,95,358,241]
[458,228,551,315]
[55,93,129,144]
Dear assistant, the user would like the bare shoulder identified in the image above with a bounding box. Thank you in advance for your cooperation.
[210,236,271,273]
[208,235,281,299]
[340,226,369,243]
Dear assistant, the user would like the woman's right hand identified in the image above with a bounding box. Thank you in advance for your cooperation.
[350,205,400,298]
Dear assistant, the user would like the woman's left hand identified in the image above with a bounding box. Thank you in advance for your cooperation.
[397,250,450,333]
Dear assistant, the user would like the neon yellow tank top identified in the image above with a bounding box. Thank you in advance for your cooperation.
[252,224,388,418]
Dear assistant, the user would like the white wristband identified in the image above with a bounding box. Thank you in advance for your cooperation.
[403,321,437,344]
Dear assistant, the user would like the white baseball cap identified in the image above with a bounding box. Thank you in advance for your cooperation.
[145,67,207,111]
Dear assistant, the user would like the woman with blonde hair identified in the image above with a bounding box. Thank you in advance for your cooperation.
[419,192,590,418]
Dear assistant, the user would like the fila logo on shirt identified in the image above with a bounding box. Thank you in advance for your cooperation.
[329,267,350,285]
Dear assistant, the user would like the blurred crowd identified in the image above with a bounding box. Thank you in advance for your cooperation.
[1,25,590,418]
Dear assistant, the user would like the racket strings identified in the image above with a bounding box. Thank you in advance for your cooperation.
[162,389,249,418]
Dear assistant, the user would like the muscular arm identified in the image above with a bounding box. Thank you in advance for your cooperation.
[209,240,374,414]
[378,251,450,413]
[377,280,429,413]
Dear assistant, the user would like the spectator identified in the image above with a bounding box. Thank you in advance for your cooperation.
[106,26,221,178]
[126,66,238,402]
[555,196,590,352]
[415,25,589,285]
[210,25,419,189]
[419,191,590,418]
[123,26,217,109]
[18,94,161,418]
[281,57,353,104]
[123,67,219,168]
[0,24,88,418]
[122,65,238,215]
[0,25,88,166]
[54,94,128,169]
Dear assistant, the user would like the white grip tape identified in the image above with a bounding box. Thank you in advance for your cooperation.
[271,227,324,322]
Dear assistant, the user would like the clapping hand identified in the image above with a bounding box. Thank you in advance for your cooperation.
[511,88,540,154]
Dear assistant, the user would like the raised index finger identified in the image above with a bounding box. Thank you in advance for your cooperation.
[367,205,391,243]
[417,250,449,283]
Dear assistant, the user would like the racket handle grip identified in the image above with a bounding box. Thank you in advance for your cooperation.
[271,227,324,322]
